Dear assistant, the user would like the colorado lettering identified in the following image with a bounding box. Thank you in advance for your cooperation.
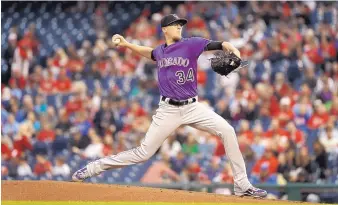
[158,57,189,68]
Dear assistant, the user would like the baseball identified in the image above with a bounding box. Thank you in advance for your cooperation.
[113,38,121,44]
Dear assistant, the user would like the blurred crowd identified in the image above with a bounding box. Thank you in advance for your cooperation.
[1,1,338,202]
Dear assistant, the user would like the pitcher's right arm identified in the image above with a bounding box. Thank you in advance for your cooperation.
[112,34,154,61]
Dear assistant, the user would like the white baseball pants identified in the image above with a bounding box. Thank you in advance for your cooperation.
[86,98,252,192]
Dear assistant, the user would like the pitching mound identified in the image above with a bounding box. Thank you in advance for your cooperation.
[2,181,308,205]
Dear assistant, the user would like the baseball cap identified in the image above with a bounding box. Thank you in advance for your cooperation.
[161,14,187,27]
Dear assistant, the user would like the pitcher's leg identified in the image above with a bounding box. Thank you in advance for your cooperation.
[72,102,181,181]
[183,103,252,192]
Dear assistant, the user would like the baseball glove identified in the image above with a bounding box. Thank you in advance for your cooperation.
[210,51,245,77]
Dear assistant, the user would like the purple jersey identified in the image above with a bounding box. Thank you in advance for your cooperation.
[152,37,210,100]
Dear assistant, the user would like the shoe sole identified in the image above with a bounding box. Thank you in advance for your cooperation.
[71,175,85,182]
[237,195,266,199]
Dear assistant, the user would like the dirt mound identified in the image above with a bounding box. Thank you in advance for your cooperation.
[2,181,300,204]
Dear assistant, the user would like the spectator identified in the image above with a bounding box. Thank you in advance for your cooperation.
[277,153,292,181]
[250,162,278,185]
[141,154,180,183]
[102,133,114,156]
[161,134,182,158]
[238,120,254,143]
[46,106,58,128]
[93,99,116,136]
[313,140,328,180]
[302,66,317,90]
[52,156,71,177]
[250,125,266,160]
[307,100,330,129]
[186,159,202,182]
[169,151,188,174]
[36,122,56,142]
[4,31,18,67]
[34,95,47,115]
[39,69,56,94]
[286,122,305,148]
[55,69,72,93]
[182,134,199,155]
[82,128,103,159]
[205,156,222,180]
[55,109,71,134]
[295,147,318,182]
[2,113,20,138]
[213,162,234,183]
[70,128,90,152]
[17,156,33,177]
[274,72,292,99]
[293,96,313,129]
[33,154,52,177]
[264,119,289,138]
[319,123,338,154]
[1,136,13,161]
[12,124,33,157]
[276,97,294,127]
[252,148,279,175]
[73,111,91,136]
[318,81,333,103]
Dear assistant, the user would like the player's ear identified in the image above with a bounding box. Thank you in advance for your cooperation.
[162,27,167,34]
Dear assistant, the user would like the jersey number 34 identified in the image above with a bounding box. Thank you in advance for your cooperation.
[175,68,194,84]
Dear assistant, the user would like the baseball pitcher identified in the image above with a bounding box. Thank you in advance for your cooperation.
[72,14,267,198]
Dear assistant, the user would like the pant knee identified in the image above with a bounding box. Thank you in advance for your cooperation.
[138,145,154,162]
[217,119,236,138]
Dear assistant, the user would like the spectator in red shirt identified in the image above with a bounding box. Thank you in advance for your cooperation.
[321,31,337,60]
[9,71,26,89]
[103,133,114,156]
[286,122,305,147]
[276,97,294,127]
[13,124,33,157]
[274,72,292,98]
[65,45,84,73]
[213,162,234,184]
[307,100,329,129]
[40,70,55,94]
[188,15,207,30]
[252,148,278,175]
[238,120,254,143]
[36,122,56,142]
[55,69,72,93]
[303,30,324,65]
[65,95,84,114]
[264,119,289,138]
[1,136,13,161]
[33,154,52,176]
[29,65,44,89]
[255,83,279,116]
[129,101,147,117]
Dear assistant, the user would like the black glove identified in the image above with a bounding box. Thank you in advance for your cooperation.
[210,51,242,76]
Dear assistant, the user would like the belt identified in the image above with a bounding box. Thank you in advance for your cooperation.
[161,96,197,106]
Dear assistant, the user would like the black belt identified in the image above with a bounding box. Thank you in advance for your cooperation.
[161,96,197,106]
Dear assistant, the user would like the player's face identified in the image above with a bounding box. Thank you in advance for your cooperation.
[163,22,183,41]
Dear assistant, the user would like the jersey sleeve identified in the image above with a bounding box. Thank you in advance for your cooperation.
[188,37,211,57]
[151,50,156,61]
[151,45,162,61]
